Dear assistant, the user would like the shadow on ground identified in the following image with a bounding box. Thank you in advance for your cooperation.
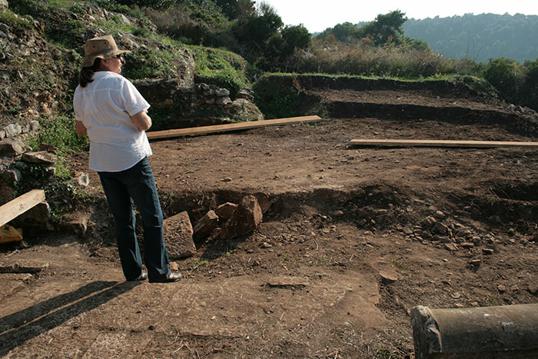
[0,280,140,356]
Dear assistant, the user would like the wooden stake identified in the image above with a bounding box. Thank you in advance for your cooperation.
[349,139,538,149]
[147,115,323,140]
[0,189,46,227]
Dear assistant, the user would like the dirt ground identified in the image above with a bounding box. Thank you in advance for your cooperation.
[1,90,537,358]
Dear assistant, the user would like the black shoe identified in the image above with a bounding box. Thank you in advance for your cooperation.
[149,271,182,283]
[128,270,148,282]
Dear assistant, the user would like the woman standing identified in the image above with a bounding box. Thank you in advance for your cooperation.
[73,35,181,283]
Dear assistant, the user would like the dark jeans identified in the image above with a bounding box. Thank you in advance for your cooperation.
[98,157,170,281]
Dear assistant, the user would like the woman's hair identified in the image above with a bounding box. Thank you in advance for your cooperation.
[79,58,102,87]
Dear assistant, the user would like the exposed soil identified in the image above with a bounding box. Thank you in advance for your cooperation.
[1,90,537,358]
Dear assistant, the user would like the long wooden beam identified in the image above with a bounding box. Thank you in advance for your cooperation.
[0,189,46,227]
[147,115,323,140]
[349,139,538,149]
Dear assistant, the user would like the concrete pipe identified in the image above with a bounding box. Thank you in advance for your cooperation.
[411,304,538,359]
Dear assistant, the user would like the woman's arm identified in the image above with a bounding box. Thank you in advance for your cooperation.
[130,110,152,131]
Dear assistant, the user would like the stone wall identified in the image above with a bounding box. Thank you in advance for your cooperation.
[134,79,263,130]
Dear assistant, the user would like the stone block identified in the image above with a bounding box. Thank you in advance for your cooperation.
[163,211,196,259]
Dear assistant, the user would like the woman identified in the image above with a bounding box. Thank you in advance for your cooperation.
[73,35,181,283]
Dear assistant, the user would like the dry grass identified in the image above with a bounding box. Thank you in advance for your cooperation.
[287,39,481,78]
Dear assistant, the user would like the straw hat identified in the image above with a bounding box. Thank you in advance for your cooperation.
[82,35,131,67]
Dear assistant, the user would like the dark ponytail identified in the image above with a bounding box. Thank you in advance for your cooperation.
[79,58,102,87]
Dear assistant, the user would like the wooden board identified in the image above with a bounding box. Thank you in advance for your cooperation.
[0,189,46,227]
[349,139,538,149]
[147,115,323,140]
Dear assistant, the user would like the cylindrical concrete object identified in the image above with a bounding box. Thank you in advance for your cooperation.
[411,304,538,359]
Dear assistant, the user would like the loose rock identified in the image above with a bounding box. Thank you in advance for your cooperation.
[214,195,263,241]
[61,212,90,236]
[215,202,238,222]
[4,124,21,138]
[163,211,196,259]
[22,151,57,165]
[193,210,219,240]
[0,139,25,156]
[379,270,399,285]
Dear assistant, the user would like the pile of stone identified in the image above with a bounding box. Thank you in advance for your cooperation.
[0,143,59,237]
[396,209,501,253]
[163,194,267,260]
[0,121,40,141]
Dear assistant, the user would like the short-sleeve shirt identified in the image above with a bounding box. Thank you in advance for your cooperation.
[73,71,152,172]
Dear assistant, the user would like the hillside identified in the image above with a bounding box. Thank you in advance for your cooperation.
[404,13,538,62]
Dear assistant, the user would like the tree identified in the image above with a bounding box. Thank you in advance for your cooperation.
[215,0,255,19]
[232,2,283,57]
[320,22,361,43]
[360,10,407,46]
[280,24,311,56]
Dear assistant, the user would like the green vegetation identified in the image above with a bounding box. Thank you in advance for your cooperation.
[318,10,425,50]
[404,14,538,63]
[145,0,311,70]
[27,116,88,178]
[123,46,180,79]
[483,58,538,109]
[190,45,250,94]
[253,73,324,118]
[0,8,33,31]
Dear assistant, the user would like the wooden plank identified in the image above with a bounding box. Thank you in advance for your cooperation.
[147,115,323,140]
[0,189,46,227]
[349,139,538,149]
[0,225,23,245]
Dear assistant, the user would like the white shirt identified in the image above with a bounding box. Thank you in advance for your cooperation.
[73,71,152,172]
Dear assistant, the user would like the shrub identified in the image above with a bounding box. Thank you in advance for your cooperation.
[483,58,525,102]
[145,1,230,45]
[521,59,538,110]
[27,116,88,178]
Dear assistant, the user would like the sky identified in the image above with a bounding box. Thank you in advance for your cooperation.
[261,0,538,33]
